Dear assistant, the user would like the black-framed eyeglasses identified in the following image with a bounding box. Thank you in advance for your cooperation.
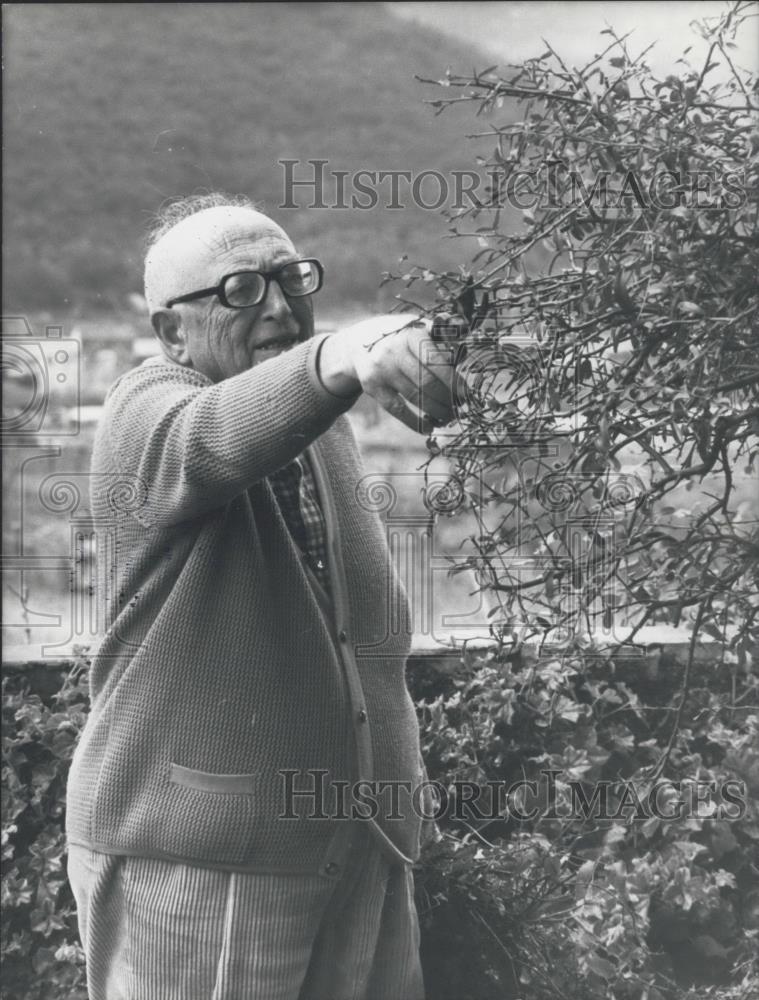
[165,258,324,309]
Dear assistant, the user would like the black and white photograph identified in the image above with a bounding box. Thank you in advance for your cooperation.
[2,3,758,999]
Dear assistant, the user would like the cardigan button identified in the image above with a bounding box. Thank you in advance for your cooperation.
[357,709,368,723]
[338,629,347,642]
[324,861,340,875]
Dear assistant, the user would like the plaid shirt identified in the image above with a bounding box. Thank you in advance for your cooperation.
[268,455,331,597]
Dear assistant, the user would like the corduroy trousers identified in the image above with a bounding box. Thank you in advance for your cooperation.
[67,824,425,1000]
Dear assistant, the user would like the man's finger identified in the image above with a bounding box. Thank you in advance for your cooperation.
[369,385,437,435]
[391,368,455,426]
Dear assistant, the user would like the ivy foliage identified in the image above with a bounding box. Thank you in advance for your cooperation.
[2,647,757,1000]
[410,643,759,1000]
[2,656,89,1000]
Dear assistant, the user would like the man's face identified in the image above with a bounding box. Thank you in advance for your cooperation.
[170,218,315,383]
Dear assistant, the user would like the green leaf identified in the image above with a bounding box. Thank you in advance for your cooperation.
[691,934,728,959]
[586,953,616,979]
[678,301,704,316]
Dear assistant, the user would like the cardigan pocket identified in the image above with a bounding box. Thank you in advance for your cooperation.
[169,763,259,795]
[158,764,340,869]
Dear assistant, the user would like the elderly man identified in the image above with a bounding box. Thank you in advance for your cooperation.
[66,193,457,1000]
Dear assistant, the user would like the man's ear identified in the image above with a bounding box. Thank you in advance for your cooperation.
[150,308,191,366]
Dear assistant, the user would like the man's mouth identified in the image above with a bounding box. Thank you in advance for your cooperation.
[255,335,300,356]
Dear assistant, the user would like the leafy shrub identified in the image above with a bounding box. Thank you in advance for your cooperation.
[2,654,90,1000]
[394,5,759,997]
[391,1,757,659]
[411,643,759,1000]
[1,648,757,1000]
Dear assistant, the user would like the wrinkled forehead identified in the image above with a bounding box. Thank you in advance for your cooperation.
[145,207,295,309]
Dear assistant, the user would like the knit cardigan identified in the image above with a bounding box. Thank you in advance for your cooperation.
[66,336,423,876]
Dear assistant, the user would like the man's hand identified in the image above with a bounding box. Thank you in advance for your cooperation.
[318,315,461,434]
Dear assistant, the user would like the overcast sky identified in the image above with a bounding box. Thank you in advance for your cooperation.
[387,2,757,78]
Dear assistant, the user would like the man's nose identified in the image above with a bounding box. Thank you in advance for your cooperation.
[261,278,298,329]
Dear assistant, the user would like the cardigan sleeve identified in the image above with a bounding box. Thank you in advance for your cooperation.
[100,337,359,528]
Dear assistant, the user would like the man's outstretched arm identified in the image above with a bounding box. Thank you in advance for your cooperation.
[101,324,458,529]
[102,336,355,528]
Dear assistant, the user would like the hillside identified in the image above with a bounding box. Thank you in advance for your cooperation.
[3,2,502,317]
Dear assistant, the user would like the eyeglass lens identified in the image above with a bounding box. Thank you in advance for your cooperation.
[223,261,319,307]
